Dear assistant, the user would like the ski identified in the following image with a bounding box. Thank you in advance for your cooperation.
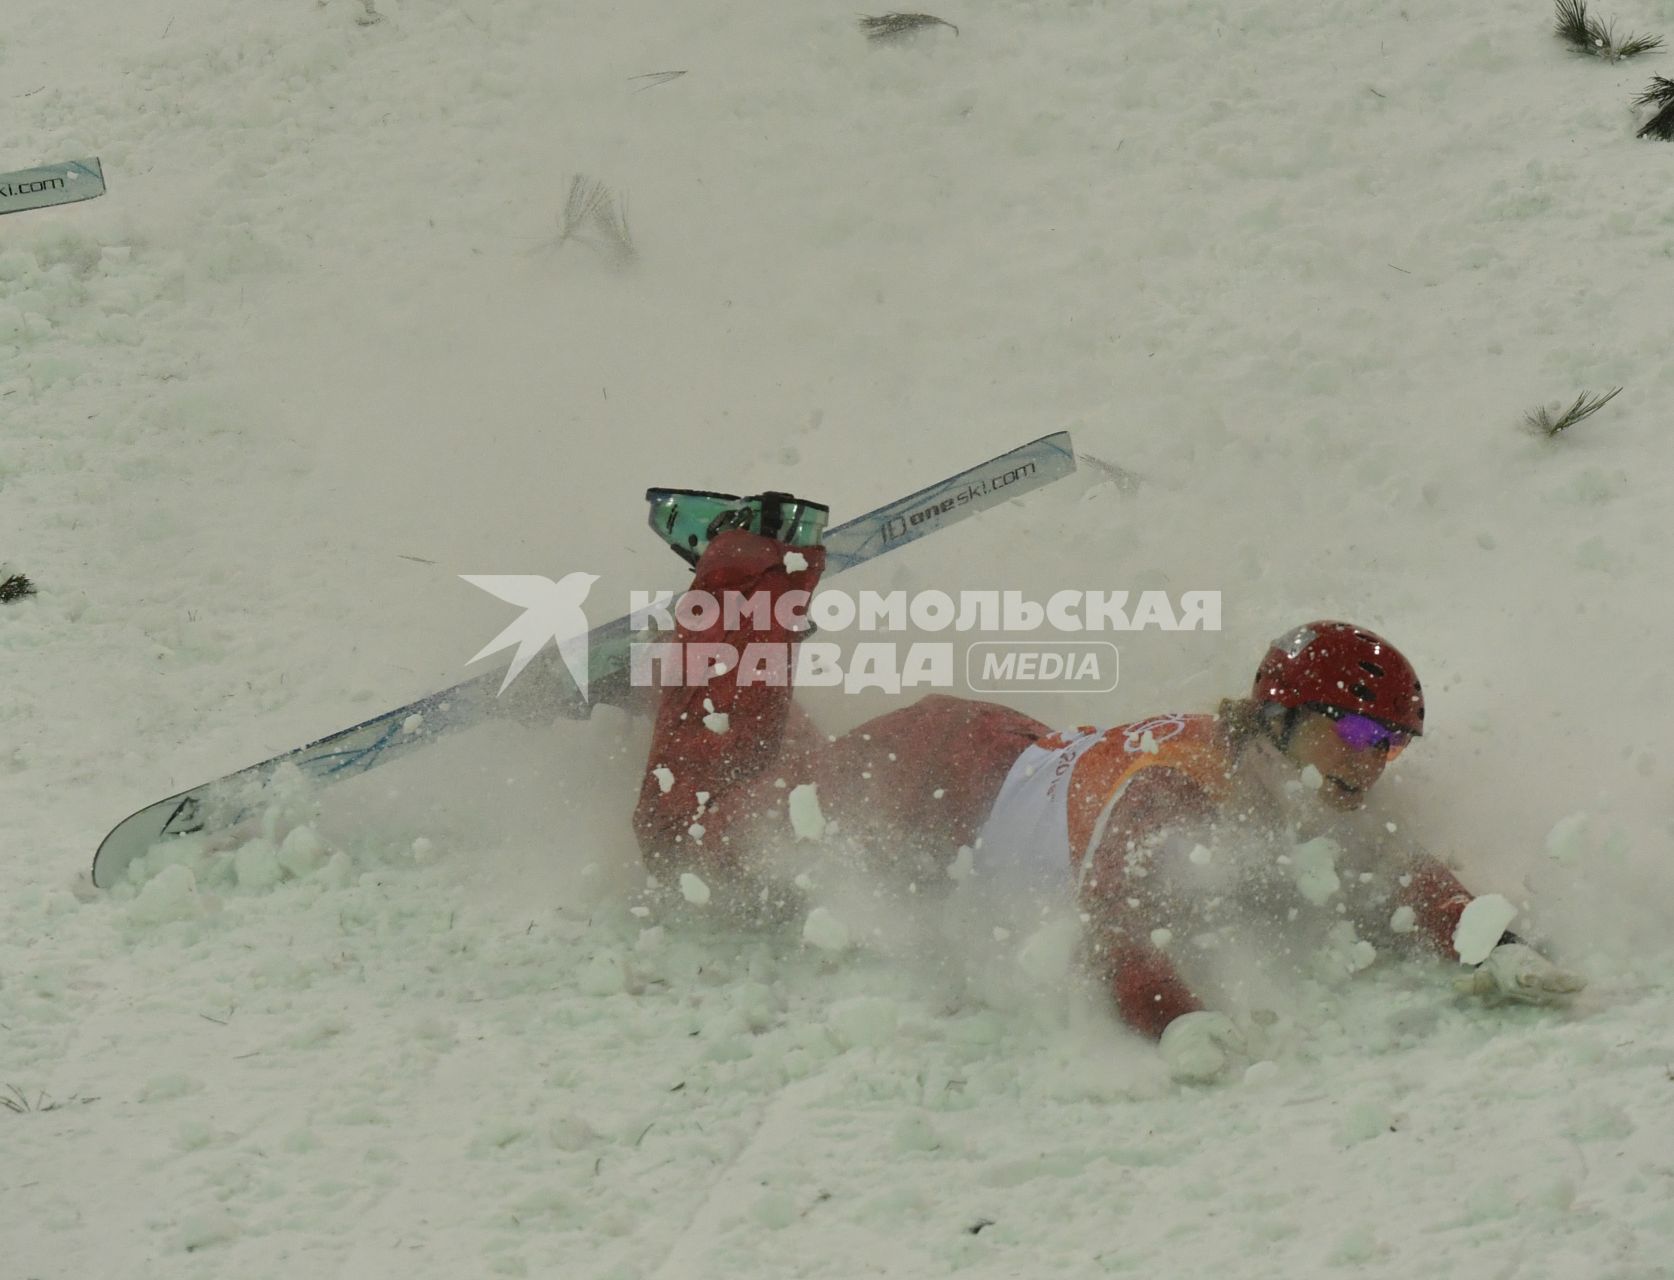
[92,431,1077,887]
[0,157,106,218]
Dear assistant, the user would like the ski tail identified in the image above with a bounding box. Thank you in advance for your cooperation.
[823,430,1075,572]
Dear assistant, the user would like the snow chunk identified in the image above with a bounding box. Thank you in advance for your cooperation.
[1544,811,1588,867]
[288,1015,348,1049]
[401,712,424,734]
[128,864,204,926]
[577,953,626,996]
[1136,729,1160,755]
[783,550,809,573]
[318,851,353,890]
[828,995,899,1049]
[549,1114,601,1152]
[177,1207,240,1252]
[1017,919,1081,982]
[686,822,706,843]
[947,845,976,882]
[634,925,665,954]
[1389,905,1417,935]
[1188,844,1212,866]
[1329,1226,1382,1265]
[753,1190,797,1229]
[652,765,675,794]
[679,872,711,905]
[233,838,283,890]
[175,1119,217,1152]
[1243,1060,1280,1087]
[1291,837,1342,905]
[1453,893,1518,965]
[1314,920,1377,978]
[787,782,827,840]
[893,1112,942,1153]
[139,1073,202,1102]
[278,825,327,877]
[701,697,729,734]
[803,906,850,952]
[1150,927,1174,948]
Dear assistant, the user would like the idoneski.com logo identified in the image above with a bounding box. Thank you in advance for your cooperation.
[878,460,1038,543]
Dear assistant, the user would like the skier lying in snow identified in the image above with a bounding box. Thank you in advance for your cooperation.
[630,491,1585,1081]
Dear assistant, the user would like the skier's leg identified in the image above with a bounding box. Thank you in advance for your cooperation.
[633,530,824,875]
[788,694,1051,876]
[643,690,1049,885]
[632,530,1049,884]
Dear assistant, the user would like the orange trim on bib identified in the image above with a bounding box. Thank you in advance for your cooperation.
[1063,716,1236,861]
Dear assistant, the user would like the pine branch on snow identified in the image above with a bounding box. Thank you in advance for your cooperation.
[628,70,688,91]
[1633,75,1674,105]
[1637,102,1674,138]
[1614,29,1665,57]
[1,1083,95,1113]
[556,175,636,265]
[1076,451,1142,493]
[859,13,960,40]
[1523,388,1622,437]
[1554,0,1604,50]
[0,573,35,603]
[1635,75,1674,137]
[1553,0,1663,60]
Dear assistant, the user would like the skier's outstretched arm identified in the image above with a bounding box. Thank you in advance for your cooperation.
[1077,767,1247,1078]
[1391,854,1480,958]
[1392,851,1584,1004]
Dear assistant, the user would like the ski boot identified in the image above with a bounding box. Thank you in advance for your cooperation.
[644,488,829,567]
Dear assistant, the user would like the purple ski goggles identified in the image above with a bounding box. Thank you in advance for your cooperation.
[1316,706,1412,757]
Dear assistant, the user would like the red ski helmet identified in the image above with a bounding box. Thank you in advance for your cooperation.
[1252,622,1425,736]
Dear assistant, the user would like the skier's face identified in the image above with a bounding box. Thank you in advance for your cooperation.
[1286,711,1394,809]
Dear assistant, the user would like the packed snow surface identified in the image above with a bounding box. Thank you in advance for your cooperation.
[5,0,1674,1277]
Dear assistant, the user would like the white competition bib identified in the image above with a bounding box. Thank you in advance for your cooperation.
[973,727,1111,893]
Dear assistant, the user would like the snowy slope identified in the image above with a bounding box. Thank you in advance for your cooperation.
[4,0,1674,1276]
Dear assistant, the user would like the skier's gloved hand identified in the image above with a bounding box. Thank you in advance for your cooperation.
[1454,943,1586,1005]
[1159,1011,1246,1083]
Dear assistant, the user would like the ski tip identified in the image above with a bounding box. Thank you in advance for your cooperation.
[91,793,201,889]
[91,827,143,890]
[91,820,157,889]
